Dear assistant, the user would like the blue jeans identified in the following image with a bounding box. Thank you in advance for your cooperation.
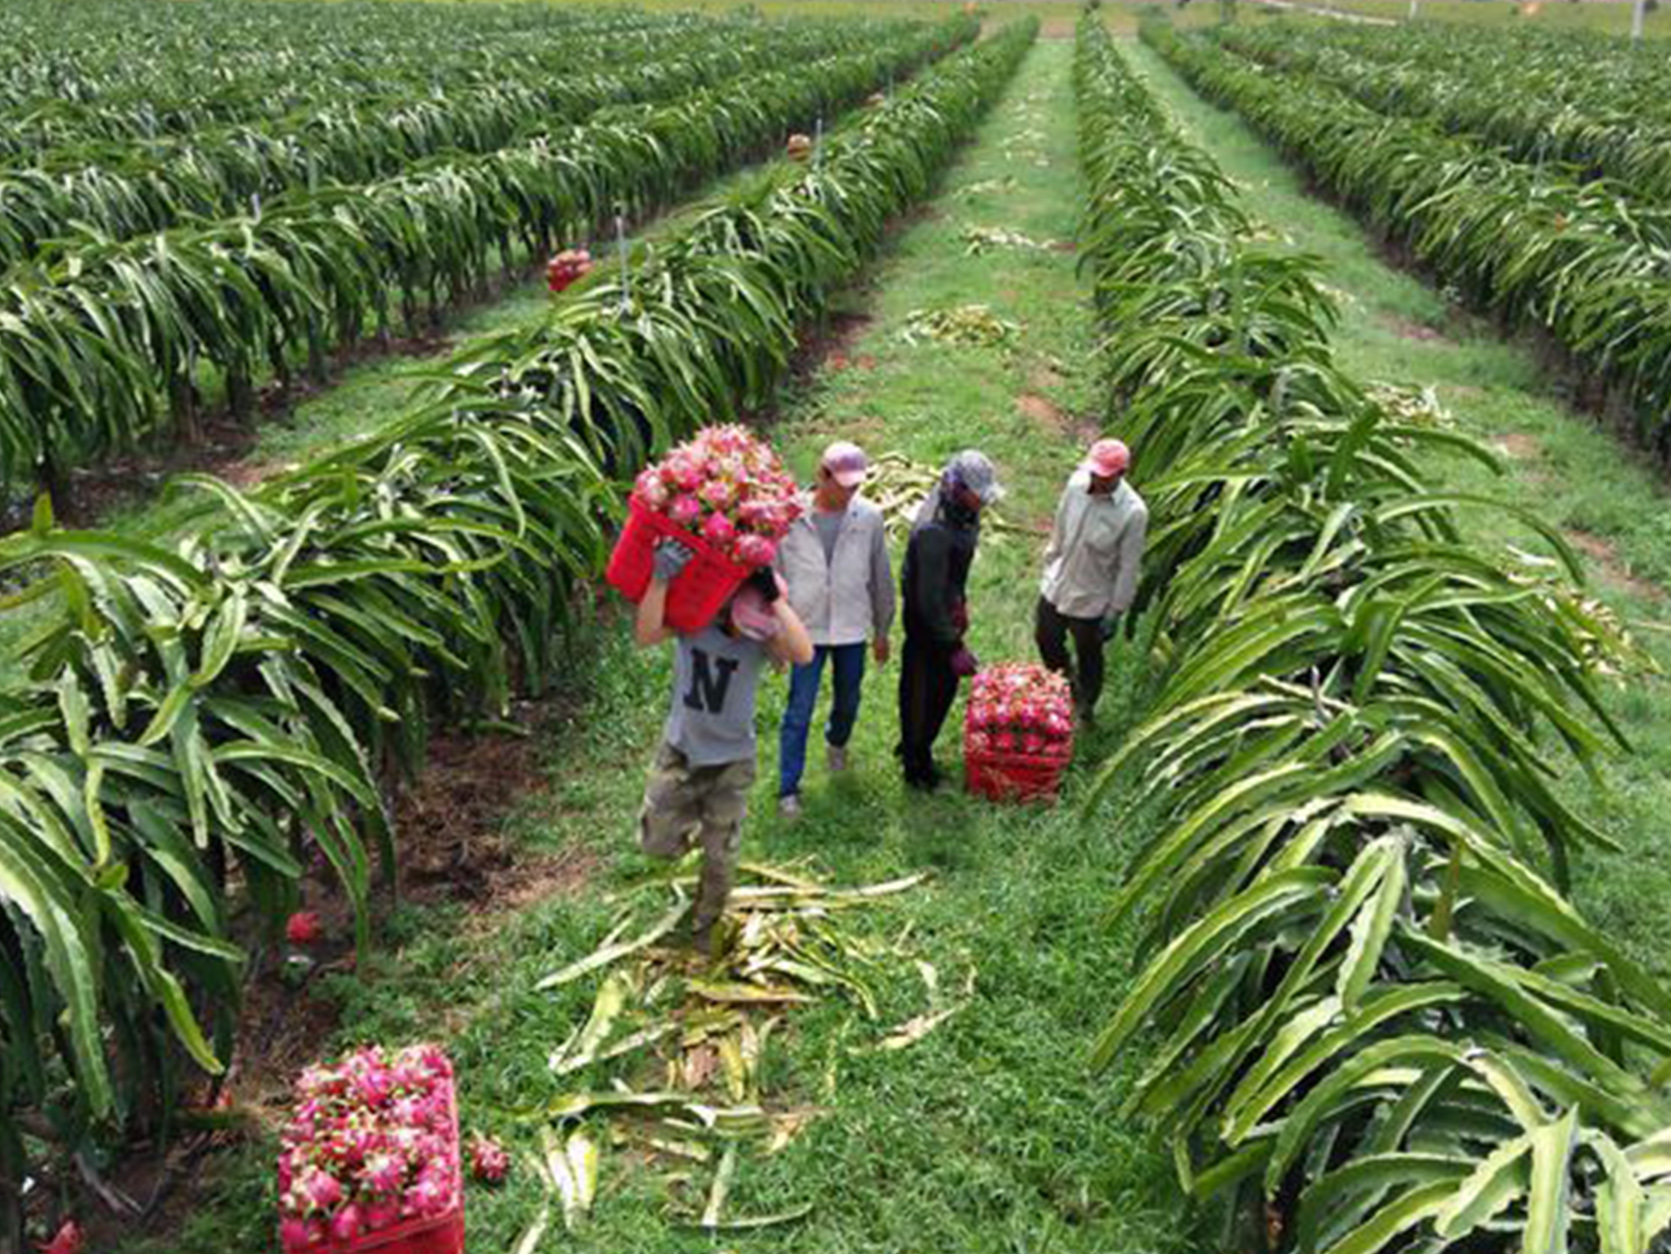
[778,643,867,798]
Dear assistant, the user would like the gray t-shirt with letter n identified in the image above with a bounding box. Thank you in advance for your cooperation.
[663,622,768,767]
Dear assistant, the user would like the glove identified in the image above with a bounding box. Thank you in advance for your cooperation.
[949,646,979,678]
[652,539,695,583]
[1099,611,1119,643]
[745,565,781,604]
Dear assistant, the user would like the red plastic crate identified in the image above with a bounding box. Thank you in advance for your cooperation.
[964,748,1069,803]
[605,496,752,635]
[323,1207,464,1254]
[282,1081,464,1254]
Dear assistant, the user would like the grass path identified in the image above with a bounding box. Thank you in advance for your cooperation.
[1125,34,1671,984]
[119,38,1206,1254]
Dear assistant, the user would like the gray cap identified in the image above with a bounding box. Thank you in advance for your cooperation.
[944,449,1004,504]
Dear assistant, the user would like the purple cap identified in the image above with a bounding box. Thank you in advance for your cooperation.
[821,440,870,489]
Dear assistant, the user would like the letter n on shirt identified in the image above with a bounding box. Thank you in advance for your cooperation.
[683,649,739,714]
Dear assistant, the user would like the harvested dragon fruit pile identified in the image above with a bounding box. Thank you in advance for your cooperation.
[545,247,593,293]
[965,663,1073,759]
[277,1044,458,1249]
[631,424,802,569]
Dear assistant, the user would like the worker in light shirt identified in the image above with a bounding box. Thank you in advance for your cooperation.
[773,440,896,818]
[1035,438,1148,728]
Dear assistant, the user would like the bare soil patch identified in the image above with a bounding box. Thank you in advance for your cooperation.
[1017,391,1065,429]
[1378,312,1453,345]
[1493,432,1542,462]
[1031,363,1068,393]
[1567,530,1665,603]
[756,309,880,412]
[1017,383,1097,444]
[826,351,879,373]
[393,713,553,904]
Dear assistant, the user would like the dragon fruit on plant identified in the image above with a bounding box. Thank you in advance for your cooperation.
[546,248,592,293]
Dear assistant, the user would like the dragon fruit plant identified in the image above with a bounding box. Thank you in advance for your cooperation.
[631,424,802,569]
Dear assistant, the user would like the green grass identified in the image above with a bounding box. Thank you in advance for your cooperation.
[1126,36,1671,984]
[113,40,1211,1254]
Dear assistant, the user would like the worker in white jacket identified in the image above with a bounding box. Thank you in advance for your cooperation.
[773,441,896,817]
[1036,438,1148,727]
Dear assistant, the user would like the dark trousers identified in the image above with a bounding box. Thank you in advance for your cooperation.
[1035,595,1105,717]
[898,635,959,786]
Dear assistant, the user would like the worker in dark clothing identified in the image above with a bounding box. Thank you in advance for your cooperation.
[897,450,1003,790]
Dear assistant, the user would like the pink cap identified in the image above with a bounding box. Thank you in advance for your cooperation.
[1082,438,1130,479]
[821,440,869,489]
[729,573,786,642]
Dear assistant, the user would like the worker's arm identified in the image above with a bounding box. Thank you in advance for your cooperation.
[634,541,693,648]
[869,515,896,662]
[1106,505,1149,615]
[1040,482,1071,569]
[767,597,815,667]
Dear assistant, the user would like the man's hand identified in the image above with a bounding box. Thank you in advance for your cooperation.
[949,646,979,679]
[872,634,891,666]
[652,539,695,584]
[1099,611,1120,643]
[745,566,781,604]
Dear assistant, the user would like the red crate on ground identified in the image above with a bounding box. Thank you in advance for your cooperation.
[309,1082,463,1254]
[606,496,751,635]
[278,1047,464,1254]
[323,1209,463,1254]
[965,744,1071,803]
[962,663,1075,803]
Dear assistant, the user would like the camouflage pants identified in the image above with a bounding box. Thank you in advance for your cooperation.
[638,742,755,936]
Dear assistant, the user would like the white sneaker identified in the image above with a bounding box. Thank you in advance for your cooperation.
[779,793,803,820]
[827,745,849,774]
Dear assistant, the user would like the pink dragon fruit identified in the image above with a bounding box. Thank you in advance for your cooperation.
[663,452,705,492]
[701,512,737,546]
[330,1204,363,1242]
[668,494,702,527]
[734,534,777,566]
[635,467,669,509]
[628,425,803,570]
[278,1044,458,1251]
[471,1136,511,1184]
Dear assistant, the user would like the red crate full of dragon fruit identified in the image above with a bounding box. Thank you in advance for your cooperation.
[277,1044,464,1254]
[606,425,802,634]
[963,663,1075,803]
